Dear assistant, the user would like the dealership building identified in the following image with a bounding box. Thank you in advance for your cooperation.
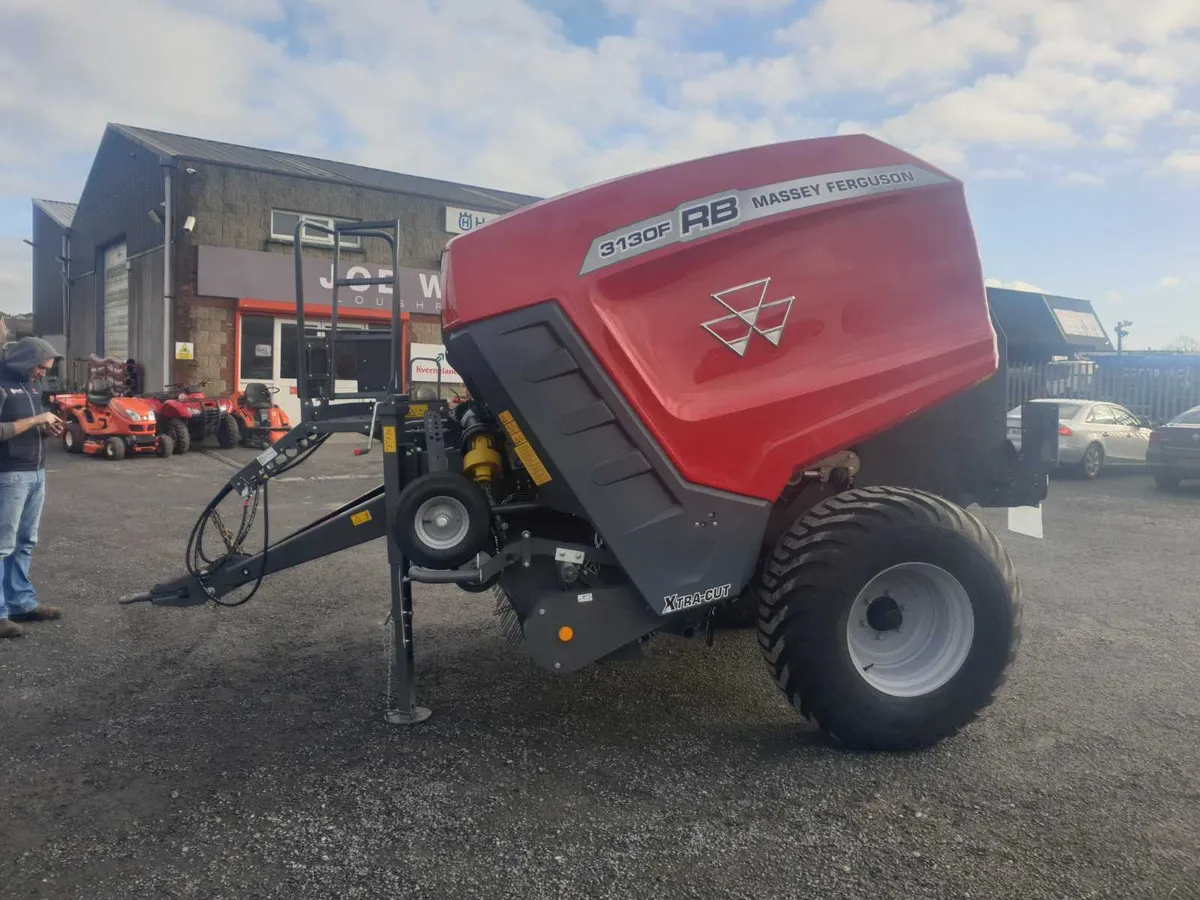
[30,123,541,421]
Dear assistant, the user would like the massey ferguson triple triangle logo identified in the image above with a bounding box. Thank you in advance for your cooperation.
[701,277,794,357]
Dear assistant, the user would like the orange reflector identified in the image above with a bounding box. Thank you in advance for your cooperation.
[558,626,574,642]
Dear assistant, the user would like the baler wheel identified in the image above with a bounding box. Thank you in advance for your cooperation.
[756,486,1020,752]
[393,471,492,569]
[167,418,190,454]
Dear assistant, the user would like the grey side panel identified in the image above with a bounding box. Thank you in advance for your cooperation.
[444,301,770,616]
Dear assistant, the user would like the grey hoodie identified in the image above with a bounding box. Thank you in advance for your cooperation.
[0,337,60,456]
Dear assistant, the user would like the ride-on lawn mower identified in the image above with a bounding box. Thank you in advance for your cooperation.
[123,135,1056,751]
[141,380,239,453]
[52,378,173,459]
[229,382,291,449]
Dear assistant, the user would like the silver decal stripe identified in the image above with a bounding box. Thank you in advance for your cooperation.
[579,163,951,275]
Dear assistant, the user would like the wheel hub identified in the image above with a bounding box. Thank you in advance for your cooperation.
[847,562,975,698]
[413,496,470,551]
[865,595,903,632]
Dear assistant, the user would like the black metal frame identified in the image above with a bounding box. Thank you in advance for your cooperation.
[123,220,457,725]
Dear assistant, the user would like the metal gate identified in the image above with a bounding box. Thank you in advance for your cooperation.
[103,241,129,360]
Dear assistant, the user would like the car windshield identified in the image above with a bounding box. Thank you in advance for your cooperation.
[1008,402,1080,421]
[1168,407,1200,425]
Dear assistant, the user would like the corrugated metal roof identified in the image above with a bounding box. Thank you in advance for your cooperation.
[32,198,78,229]
[111,124,542,211]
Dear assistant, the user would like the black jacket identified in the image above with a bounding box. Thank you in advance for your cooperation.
[0,338,58,472]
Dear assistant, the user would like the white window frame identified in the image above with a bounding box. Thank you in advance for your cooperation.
[270,210,362,248]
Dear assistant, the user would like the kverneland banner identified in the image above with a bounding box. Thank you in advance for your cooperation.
[196,245,443,314]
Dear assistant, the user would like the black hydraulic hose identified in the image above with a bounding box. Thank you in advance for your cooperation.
[182,431,331,607]
[207,479,269,608]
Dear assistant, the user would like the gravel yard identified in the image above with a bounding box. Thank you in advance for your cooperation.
[1,441,1197,900]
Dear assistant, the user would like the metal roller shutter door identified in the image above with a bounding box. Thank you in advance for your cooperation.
[103,242,129,360]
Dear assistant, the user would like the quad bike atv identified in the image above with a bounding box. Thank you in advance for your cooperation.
[123,135,1057,752]
[141,380,238,453]
[228,382,291,449]
[52,378,173,460]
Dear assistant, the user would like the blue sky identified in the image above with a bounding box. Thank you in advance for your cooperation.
[1,0,1197,349]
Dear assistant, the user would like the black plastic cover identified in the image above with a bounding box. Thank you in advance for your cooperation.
[444,301,770,617]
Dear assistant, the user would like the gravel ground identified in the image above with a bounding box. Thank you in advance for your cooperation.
[1,440,1198,900]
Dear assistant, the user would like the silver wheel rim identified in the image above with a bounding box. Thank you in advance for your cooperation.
[413,496,470,551]
[1085,445,1100,475]
[846,562,975,697]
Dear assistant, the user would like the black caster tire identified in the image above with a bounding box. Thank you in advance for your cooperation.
[393,471,492,570]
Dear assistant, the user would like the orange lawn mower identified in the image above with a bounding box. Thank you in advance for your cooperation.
[51,378,174,460]
[228,382,291,449]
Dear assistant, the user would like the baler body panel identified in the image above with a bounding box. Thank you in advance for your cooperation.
[441,135,997,501]
[444,302,771,616]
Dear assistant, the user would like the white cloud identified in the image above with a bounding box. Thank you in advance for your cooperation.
[985,278,1048,293]
[0,0,1197,317]
[774,0,1021,93]
[1163,150,1200,178]
[1159,275,1182,288]
[977,167,1026,180]
[1104,290,1125,303]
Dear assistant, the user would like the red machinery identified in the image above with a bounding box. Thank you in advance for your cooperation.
[141,380,238,453]
[52,379,172,460]
[125,135,1056,751]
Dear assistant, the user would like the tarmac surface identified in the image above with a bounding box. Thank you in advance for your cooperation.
[1,437,1198,900]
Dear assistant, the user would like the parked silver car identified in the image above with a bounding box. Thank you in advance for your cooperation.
[1007,398,1154,478]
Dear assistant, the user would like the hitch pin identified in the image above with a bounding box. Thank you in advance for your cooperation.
[353,401,380,457]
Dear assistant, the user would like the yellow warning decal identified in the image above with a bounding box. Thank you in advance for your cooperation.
[382,425,397,454]
[406,403,428,419]
[350,510,373,526]
[498,410,552,486]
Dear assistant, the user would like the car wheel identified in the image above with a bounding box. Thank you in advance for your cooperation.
[1154,470,1181,491]
[1080,443,1103,479]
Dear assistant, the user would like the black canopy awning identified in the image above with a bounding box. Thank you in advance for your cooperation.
[986,287,1113,363]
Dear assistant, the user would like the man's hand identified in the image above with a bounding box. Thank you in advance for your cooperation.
[35,411,64,436]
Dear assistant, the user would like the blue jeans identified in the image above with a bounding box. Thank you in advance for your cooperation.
[0,469,45,620]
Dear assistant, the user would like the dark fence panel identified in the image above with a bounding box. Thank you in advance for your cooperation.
[1007,361,1200,424]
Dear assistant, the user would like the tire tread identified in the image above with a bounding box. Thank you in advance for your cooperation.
[756,485,1022,751]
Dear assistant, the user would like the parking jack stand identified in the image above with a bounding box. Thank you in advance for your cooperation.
[385,553,432,726]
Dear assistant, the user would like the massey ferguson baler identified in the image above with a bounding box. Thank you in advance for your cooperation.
[123,134,1056,751]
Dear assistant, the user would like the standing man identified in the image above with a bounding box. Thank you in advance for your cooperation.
[0,337,64,639]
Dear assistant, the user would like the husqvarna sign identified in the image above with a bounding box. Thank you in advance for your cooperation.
[445,206,500,235]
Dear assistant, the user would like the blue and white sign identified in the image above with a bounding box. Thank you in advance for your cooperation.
[445,206,499,235]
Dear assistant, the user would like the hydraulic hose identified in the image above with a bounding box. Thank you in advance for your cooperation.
[183,431,331,607]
